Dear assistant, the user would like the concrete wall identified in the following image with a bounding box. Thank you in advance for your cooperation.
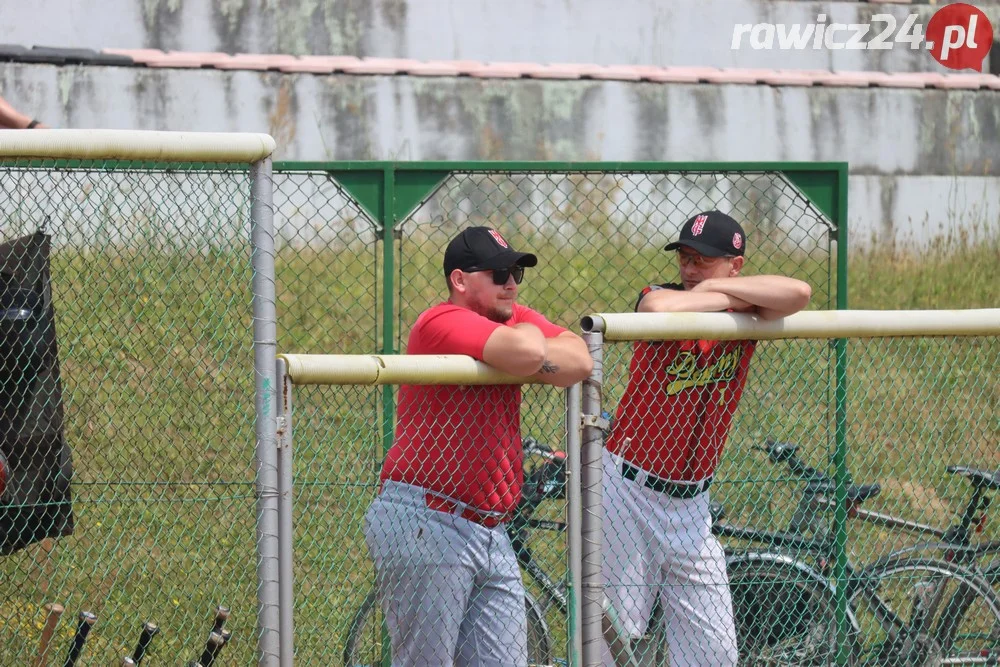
[0,1,998,248]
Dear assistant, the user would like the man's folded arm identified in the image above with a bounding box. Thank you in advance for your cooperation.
[482,323,547,376]
[526,331,594,388]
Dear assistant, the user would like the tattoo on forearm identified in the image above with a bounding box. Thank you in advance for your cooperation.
[540,360,560,374]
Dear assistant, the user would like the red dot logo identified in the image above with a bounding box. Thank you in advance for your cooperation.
[487,229,509,248]
[927,3,994,72]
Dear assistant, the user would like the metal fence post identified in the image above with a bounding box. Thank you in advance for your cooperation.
[251,157,280,666]
[275,359,294,667]
[581,330,605,666]
[833,171,851,666]
[379,167,397,544]
[565,383,583,666]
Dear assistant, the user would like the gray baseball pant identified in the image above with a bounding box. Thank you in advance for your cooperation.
[364,481,528,667]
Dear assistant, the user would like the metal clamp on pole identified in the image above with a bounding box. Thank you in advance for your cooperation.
[580,414,610,430]
[274,358,294,666]
[275,416,288,450]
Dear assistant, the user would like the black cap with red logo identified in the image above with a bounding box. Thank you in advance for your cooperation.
[664,211,747,257]
[443,227,538,276]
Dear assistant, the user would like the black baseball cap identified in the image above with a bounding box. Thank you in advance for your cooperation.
[664,211,747,257]
[443,227,538,276]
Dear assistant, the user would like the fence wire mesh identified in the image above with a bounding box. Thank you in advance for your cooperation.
[396,171,835,338]
[271,173,383,664]
[271,166,839,665]
[0,162,260,664]
[273,172,381,355]
[355,381,570,667]
[287,383,383,664]
[278,376,571,667]
[402,171,833,667]
[600,333,999,666]
[1,161,860,665]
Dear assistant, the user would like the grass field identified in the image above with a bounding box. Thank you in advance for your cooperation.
[0,219,997,665]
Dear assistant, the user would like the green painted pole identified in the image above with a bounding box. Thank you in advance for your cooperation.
[380,165,396,667]
[381,163,397,424]
[832,165,851,666]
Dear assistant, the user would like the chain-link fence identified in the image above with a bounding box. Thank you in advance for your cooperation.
[271,164,844,665]
[582,312,999,666]
[0,131,276,666]
[0,165,257,659]
[11,155,995,666]
[277,354,580,666]
[0,157,843,665]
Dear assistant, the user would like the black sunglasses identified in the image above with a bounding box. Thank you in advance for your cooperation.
[469,266,525,285]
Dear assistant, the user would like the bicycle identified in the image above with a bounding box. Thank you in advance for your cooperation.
[796,451,1000,664]
[344,436,1000,666]
[713,438,1000,665]
[844,464,999,583]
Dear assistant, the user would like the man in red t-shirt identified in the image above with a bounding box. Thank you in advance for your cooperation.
[602,211,812,666]
[364,226,593,666]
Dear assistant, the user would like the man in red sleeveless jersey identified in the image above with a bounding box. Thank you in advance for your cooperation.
[364,226,593,666]
[602,211,812,666]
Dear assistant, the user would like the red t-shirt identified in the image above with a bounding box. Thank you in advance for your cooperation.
[605,284,756,482]
[380,302,567,514]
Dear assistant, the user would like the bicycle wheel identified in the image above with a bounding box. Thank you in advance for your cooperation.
[342,589,554,666]
[343,590,383,667]
[525,591,554,666]
[985,558,1000,590]
[727,552,858,666]
[852,555,1000,665]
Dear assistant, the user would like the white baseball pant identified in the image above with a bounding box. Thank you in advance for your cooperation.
[601,449,738,667]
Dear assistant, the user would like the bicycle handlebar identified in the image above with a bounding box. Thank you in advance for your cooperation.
[755,439,827,482]
[522,436,562,463]
[757,438,883,508]
[517,435,568,510]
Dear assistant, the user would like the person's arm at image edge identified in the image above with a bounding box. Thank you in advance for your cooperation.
[0,97,44,129]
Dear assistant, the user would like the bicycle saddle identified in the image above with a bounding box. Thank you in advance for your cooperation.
[806,480,882,503]
[846,483,882,503]
[764,438,798,462]
[709,501,726,524]
[947,465,1000,491]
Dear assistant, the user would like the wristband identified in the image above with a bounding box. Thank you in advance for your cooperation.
[26,119,39,129]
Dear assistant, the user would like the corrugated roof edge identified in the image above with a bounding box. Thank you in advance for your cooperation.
[7,45,999,91]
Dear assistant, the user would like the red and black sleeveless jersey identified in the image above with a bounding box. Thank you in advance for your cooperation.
[605,283,756,482]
